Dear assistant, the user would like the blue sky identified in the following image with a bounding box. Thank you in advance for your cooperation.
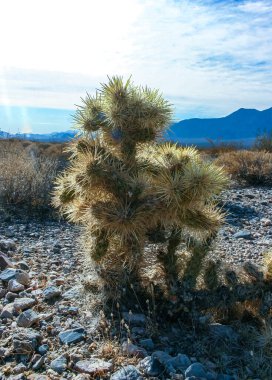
[0,0,272,133]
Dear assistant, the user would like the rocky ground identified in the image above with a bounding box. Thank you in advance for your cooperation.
[0,185,271,380]
[214,186,272,264]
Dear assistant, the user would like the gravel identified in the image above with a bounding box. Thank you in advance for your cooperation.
[0,185,271,378]
[213,186,272,265]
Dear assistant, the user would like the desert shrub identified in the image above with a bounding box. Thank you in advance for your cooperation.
[25,142,40,158]
[253,130,272,152]
[43,143,66,157]
[53,76,228,300]
[21,140,32,148]
[43,143,69,170]
[0,139,58,208]
[24,141,68,170]
[216,150,272,185]
[24,141,67,160]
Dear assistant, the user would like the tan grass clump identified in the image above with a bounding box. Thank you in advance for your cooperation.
[216,150,272,185]
[0,139,57,208]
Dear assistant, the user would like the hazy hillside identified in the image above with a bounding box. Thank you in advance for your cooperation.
[0,130,76,142]
[1,107,272,145]
[168,107,272,145]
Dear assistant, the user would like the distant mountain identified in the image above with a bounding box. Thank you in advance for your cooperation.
[167,107,272,146]
[0,130,10,139]
[1,107,272,146]
[0,130,77,142]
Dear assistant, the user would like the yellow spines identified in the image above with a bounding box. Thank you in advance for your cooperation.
[53,76,228,298]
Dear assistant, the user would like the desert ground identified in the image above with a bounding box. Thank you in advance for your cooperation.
[1,140,272,379]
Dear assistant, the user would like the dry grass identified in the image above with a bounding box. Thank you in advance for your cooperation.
[215,150,272,185]
[9,139,67,159]
[0,139,59,208]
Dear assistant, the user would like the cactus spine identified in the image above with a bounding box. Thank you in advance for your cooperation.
[53,76,227,297]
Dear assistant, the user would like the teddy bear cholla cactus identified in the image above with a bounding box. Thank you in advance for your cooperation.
[53,76,227,295]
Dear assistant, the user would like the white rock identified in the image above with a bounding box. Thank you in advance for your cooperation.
[8,279,25,293]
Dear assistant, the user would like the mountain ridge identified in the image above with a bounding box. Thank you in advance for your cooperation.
[167,107,272,145]
[0,130,76,142]
[1,107,271,145]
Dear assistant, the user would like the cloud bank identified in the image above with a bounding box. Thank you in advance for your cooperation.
[0,0,271,129]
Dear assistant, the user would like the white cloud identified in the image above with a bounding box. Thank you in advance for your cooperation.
[0,0,140,73]
[238,1,272,13]
[0,0,271,120]
[0,67,99,109]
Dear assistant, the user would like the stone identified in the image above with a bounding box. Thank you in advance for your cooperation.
[59,327,86,345]
[32,355,45,370]
[53,243,62,253]
[43,286,61,300]
[17,309,39,327]
[58,305,79,315]
[6,291,19,301]
[62,286,81,300]
[233,230,252,239]
[122,312,146,326]
[55,277,65,285]
[12,363,27,374]
[206,371,217,380]
[139,338,154,350]
[152,351,176,374]
[185,363,207,378]
[19,290,32,297]
[138,356,163,376]
[28,376,48,380]
[0,267,17,282]
[0,347,8,358]
[14,297,37,312]
[209,323,239,341]
[217,375,236,380]
[50,355,67,374]
[261,218,272,226]
[18,261,30,271]
[38,344,49,355]
[0,303,15,319]
[122,341,147,358]
[74,359,113,375]
[22,248,31,257]
[0,239,16,252]
[131,327,146,336]
[31,289,43,297]
[0,325,6,338]
[0,253,14,270]
[0,287,7,298]
[30,353,42,365]
[70,353,83,363]
[110,365,143,380]
[8,374,26,380]
[15,270,30,286]
[8,279,25,293]
[13,329,42,353]
[170,353,191,372]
